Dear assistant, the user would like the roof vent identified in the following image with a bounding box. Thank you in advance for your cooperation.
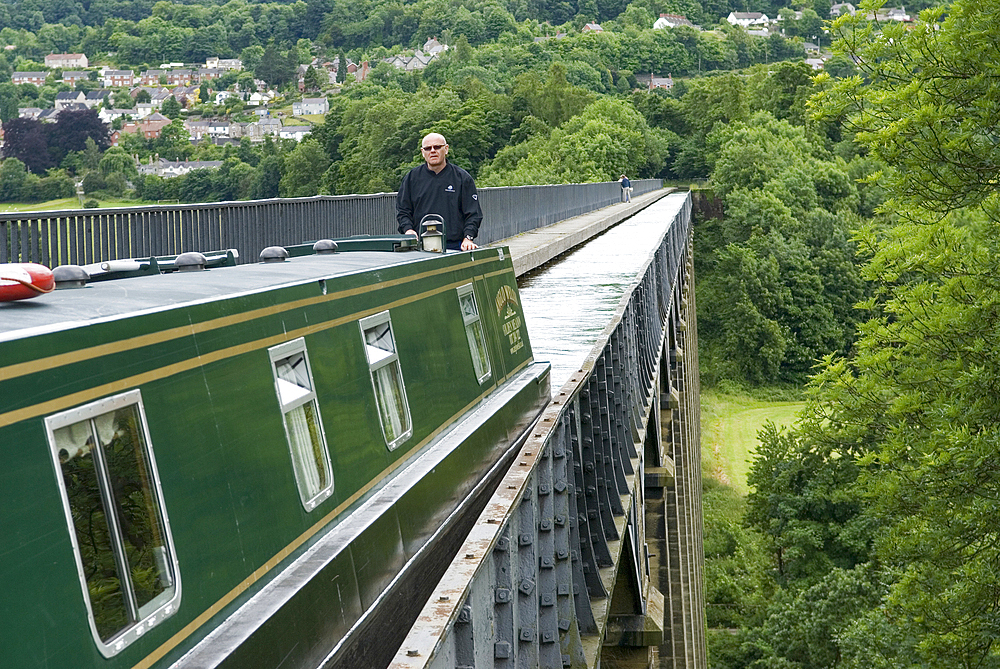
[52,264,90,289]
[260,246,289,263]
[175,251,208,271]
[313,239,339,254]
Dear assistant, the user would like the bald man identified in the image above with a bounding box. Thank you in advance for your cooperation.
[396,133,482,251]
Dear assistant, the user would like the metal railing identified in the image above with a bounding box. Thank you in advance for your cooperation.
[0,179,662,266]
[388,193,698,669]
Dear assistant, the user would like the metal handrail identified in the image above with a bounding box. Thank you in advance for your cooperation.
[0,180,663,266]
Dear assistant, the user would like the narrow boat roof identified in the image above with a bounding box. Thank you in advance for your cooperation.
[0,245,500,341]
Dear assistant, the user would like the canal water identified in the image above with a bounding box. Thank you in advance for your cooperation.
[518,192,689,393]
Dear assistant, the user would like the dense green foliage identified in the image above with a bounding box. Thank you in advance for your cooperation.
[710,3,1000,669]
[1,0,860,206]
[692,62,872,386]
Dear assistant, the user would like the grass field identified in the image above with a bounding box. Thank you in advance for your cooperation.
[701,388,804,494]
[0,197,140,213]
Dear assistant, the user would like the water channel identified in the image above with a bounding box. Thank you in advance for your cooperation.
[517,191,689,392]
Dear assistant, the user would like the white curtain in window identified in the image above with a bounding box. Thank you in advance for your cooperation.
[373,363,407,443]
[466,320,490,380]
[284,401,325,495]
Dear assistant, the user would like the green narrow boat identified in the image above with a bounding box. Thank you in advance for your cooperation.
[0,238,550,669]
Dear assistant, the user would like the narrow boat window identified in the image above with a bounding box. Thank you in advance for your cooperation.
[44,390,180,658]
[457,283,491,384]
[360,311,412,450]
[269,338,334,511]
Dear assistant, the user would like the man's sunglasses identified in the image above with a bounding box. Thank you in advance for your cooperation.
[422,144,446,151]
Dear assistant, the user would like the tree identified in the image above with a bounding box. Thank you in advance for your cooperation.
[161,96,182,119]
[253,153,283,199]
[335,54,347,84]
[479,97,667,186]
[302,65,324,91]
[280,137,329,196]
[0,82,19,121]
[44,108,111,167]
[816,0,1000,213]
[135,89,152,104]
[0,158,28,202]
[80,137,102,171]
[1,117,52,174]
[240,45,266,72]
[98,146,137,178]
[782,1,1000,665]
[152,120,192,161]
[112,88,133,109]
[255,43,296,88]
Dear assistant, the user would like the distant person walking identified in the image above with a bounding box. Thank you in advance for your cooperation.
[619,174,632,202]
[397,133,482,251]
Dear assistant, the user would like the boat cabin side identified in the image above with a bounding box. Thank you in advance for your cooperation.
[0,244,545,668]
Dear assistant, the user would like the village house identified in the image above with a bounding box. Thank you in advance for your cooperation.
[138,158,223,178]
[12,72,48,86]
[112,113,172,143]
[582,22,603,32]
[170,86,201,106]
[165,69,193,86]
[204,119,231,138]
[653,13,694,29]
[278,125,312,141]
[54,91,87,110]
[344,61,371,82]
[873,6,912,21]
[18,108,43,119]
[197,68,222,82]
[184,120,212,141]
[104,69,134,88]
[423,37,447,55]
[206,57,242,71]
[140,70,165,86]
[61,71,89,84]
[830,2,856,16]
[727,11,770,27]
[635,73,674,90]
[292,98,329,115]
[98,108,136,125]
[649,74,674,90]
[57,103,88,114]
[384,52,435,71]
[258,118,282,136]
[182,119,232,141]
[45,53,88,69]
[84,90,111,108]
[247,90,275,106]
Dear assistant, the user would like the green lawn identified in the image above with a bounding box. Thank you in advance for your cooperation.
[0,197,141,214]
[701,388,804,494]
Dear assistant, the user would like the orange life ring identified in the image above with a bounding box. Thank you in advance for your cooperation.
[0,263,55,302]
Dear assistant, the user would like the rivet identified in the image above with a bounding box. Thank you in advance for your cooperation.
[407,649,420,657]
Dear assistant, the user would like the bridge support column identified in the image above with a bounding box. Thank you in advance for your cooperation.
[645,237,706,669]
